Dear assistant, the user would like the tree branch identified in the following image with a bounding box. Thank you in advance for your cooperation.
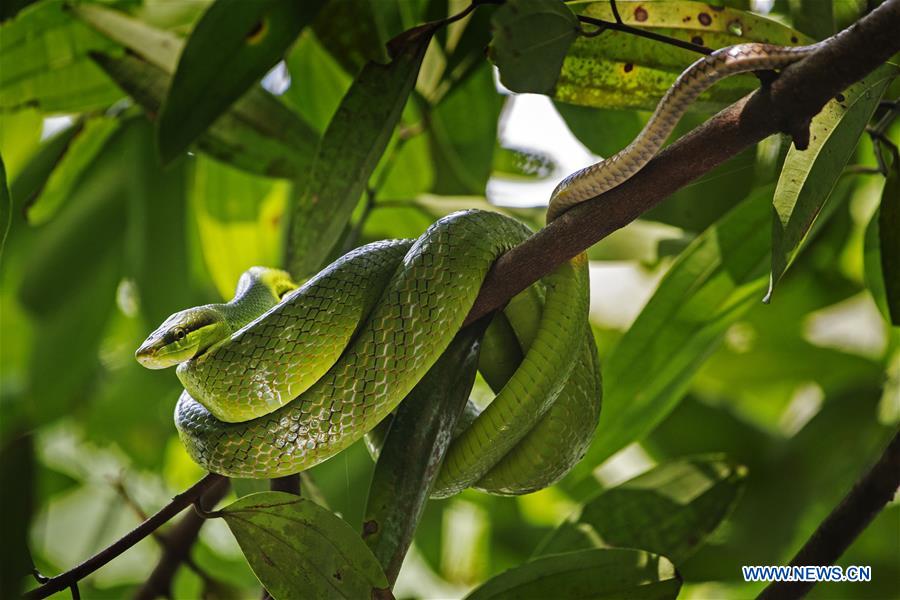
[134,477,230,600]
[758,428,900,600]
[463,0,900,326]
[24,474,226,600]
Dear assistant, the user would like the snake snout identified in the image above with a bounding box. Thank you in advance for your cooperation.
[135,340,166,369]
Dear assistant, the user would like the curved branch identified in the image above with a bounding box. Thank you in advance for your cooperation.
[24,474,226,600]
[463,0,900,326]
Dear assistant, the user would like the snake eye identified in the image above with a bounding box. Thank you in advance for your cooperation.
[173,327,187,341]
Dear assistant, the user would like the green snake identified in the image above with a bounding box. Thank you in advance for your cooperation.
[137,42,821,495]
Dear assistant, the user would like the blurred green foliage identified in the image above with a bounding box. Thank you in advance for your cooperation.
[0,0,897,598]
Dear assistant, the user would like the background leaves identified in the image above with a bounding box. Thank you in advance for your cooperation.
[3,0,898,598]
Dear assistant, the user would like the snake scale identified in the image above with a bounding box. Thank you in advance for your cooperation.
[137,41,822,495]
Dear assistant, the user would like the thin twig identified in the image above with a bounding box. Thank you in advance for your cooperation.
[758,429,900,600]
[577,14,711,56]
[134,478,230,600]
[24,474,226,600]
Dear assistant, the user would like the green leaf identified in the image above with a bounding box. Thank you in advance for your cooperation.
[120,119,195,326]
[489,0,580,94]
[428,65,503,194]
[555,102,646,157]
[218,492,390,600]
[0,432,34,599]
[557,1,808,111]
[25,117,120,226]
[285,25,435,278]
[880,164,900,325]
[0,0,122,113]
[568,187,774,482]
[0,108,43,180]
[866,162,900,325]
[536,457,746,563]
[157,0,326,162]
[311,0,392,74]
[284,31,353,134]
[788,0,833,40]
[464,548,681,600]
[767,65,896,300]
[74,4,319,178]
[8,121,82,210]
[364,321,487,582]
[0,154,9,266]
[191,155,289,299]
[91,52,314,179]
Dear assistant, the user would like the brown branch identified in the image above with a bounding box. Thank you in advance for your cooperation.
[758,428,900,600]
[24,474,226,600]
[463,0,900,326]
[134,477,230,600]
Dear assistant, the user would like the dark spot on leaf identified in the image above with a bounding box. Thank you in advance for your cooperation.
[624,63,634,73]
[709,3,725,11]
[333,570,343,581]
[246,19,268,45]
[692,36,704,46]
[634,6,648,21]
[362,520,379,538]
[683,16,691,22]
[698,12,712,26]
[791,36,798,43]
[835,93,845,102]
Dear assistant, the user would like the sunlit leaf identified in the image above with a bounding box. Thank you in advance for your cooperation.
[9,121,81,210]
[464,548,681,600]
[0,0,122,113]
[767,65,896,300]
[285,24,435,278]
[489,0,580,94]
[0,155,10,266]
[219,492,390,600]
[557,1,808,111]
[536,457,746,563]
[190,155,287,299]
[157,0,325,162]
[284,31,353,134]
[26,117,120,226]
[0,108,43,180]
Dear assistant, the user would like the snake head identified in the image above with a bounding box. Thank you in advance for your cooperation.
[135,307,230,369]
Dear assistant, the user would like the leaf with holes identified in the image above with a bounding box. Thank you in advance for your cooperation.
[218,492,389,600]
[767,64,897,300]
[489,0,580,94]
[557,1,808,111]
[157,0,326,162]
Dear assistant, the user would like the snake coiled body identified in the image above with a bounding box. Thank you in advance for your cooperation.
[139,41,821,495]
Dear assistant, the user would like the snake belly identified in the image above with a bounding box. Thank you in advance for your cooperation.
[174,210,600,494]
